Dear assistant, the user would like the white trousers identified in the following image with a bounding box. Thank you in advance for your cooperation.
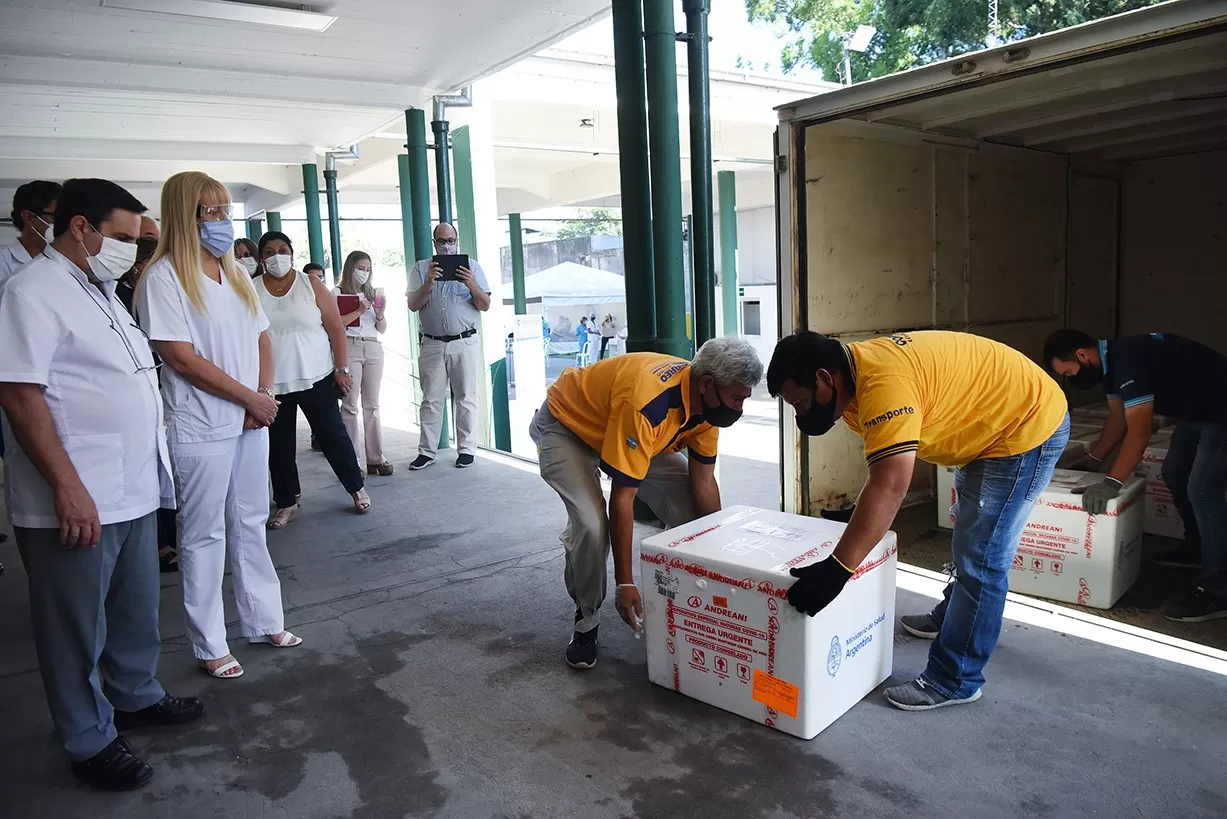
[170,429,285,661]
[418,334,480,458]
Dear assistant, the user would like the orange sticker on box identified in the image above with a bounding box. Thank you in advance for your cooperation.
[751,669,799,718]
[712,595,728,608]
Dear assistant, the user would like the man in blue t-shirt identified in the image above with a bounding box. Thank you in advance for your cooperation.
[1045,329,1227,623]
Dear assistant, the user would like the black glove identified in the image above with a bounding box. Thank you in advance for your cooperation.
[787,557,854,616]
[1073,477,1122,515]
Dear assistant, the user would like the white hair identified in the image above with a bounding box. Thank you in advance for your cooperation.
[691,336,764,388]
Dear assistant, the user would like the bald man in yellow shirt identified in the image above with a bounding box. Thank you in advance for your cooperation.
[768,330,1069,712]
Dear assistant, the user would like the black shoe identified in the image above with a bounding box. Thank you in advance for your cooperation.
[900,613,941,640]
[566,626,598,670]
[409,455,435,471]
[884,678,982,711]
[455,453,475,468]
[1162,586,1227,622]
[70,736,154,791]
[1154,543,1202,569]
[113,695,204,731]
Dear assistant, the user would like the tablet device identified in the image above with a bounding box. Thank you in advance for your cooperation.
[432,254,468,281]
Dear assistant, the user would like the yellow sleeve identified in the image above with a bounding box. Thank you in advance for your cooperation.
[679,424,718,464]
[599,401,656,486]
[854,377,923,465]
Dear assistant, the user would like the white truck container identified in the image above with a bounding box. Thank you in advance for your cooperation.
[772,3,1227,520]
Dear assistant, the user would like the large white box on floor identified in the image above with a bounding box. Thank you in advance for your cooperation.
[640,506,897,740]
[1010,469,1145,609]
[1134,433,1185,539]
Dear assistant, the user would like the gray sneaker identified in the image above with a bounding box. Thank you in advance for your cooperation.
[900,613,941,640]
[884,678,982,711]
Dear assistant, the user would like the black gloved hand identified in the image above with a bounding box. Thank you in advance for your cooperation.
[787,556,854,616]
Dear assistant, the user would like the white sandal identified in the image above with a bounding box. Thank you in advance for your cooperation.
[248,631,302,648]
[201,658,244,679]
[352,489,371,514]
[268,504,299,529]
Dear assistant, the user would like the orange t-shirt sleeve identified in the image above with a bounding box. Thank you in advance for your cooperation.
[599,402,655,486]
[854,377,923,465]
[681,424,719,464]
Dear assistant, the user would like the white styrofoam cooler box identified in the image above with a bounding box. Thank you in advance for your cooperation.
[640,505,897,740]
[1134,433,1185,539]
[1010,469,1145,609]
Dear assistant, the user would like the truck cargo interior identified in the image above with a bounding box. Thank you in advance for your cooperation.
[775,5,1227,523]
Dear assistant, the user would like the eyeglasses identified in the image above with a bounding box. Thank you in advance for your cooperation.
[197,204,234,221]
[68,272,161,374]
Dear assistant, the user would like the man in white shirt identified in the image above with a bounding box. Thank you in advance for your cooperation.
[0,180,61,285]
[405,222,491,469]
[0,178,203,792]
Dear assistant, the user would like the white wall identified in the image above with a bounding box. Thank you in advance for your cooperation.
[1121,149,1227,351]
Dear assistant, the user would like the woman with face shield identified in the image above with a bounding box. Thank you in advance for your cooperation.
[136,171,300,680]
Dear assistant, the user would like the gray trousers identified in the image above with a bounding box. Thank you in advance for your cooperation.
[532,402,697,633]
[17,512,165,761]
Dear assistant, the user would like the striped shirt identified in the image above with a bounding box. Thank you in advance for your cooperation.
[406,258,490,337]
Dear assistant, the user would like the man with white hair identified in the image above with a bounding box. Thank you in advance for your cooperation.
[531,337,764,669]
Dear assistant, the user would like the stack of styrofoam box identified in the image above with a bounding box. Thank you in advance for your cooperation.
[1134,428,1185,539]
[641,505,897,740]
[1009,469,1145,608]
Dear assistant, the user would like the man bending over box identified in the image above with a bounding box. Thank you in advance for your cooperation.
[531,337,763,670]
[1045,329,1227,623]
[768,330,1069,712]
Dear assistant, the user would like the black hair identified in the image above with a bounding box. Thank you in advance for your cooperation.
[1042,329,1098,369]
[257,230,293,255]
[303,262,325,275]
[767,330,849,397]
[11,180,62,231]
[52,179,145,238]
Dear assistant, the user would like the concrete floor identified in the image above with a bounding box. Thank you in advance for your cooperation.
[2,426,1226,819]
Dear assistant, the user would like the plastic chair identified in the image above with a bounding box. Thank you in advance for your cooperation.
[576,338,594,367]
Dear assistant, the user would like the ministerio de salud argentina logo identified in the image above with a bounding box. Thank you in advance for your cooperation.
[826,635,842,677]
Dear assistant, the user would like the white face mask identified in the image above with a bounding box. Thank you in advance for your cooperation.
[353,267,371,286]
[237,256,258,275]
[82,225,137,283]
[33,215,54,246]
[263,253,293,278]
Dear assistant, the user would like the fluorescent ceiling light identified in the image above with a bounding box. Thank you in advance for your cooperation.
[100,0,338,32]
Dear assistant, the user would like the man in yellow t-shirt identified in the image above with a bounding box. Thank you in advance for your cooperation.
[767,330,1069,712]
[531,337,763,670]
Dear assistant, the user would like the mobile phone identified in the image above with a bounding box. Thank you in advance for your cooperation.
[432,254,468,281]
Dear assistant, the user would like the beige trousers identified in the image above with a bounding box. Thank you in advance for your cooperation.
[418,334,480,458]
[341,337,385,467]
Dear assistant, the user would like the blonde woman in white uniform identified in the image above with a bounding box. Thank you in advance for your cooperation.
[336,250,392,475]
[137,171,300,680]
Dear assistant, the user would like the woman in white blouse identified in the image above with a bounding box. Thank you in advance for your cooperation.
[335,250,392,475]
[256,232,370,530]
[138,171,300,680]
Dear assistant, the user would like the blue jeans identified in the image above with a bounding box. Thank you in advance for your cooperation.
[925,414,1069,699]
[1162,421,1227,592]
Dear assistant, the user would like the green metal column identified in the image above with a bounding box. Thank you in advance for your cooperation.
[266,212,282,233]
[643,0,688,360]
[718,170,739,336]
[683,0,716,347]
[301,164,325,267]
[405,109,433,260]
[324,165,343,282]
[398,154,423,411]
[246,218,263,240]
[405,108,449,452]
[432,119,453,224]
[611,0,655,353]
[453,126,511,453]
[509,213,526,314]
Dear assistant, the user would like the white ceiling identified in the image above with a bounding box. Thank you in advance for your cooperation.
[0,0,608,213]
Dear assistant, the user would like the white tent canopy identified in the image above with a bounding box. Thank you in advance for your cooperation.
[504,261,625,307]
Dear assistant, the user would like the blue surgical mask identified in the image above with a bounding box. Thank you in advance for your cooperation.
[199,220,235,258]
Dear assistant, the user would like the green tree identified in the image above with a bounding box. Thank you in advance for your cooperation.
[747,0,1164,83]
[552,208,623,240]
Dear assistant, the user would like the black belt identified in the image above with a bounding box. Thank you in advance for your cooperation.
[422,329,476,342]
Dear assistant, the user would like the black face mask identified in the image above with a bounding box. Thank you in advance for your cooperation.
[796,387,838,436]
[1069,365,1103,390]
[701,386,742,428]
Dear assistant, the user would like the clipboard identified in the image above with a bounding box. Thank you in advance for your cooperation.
[337,294,360,327]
